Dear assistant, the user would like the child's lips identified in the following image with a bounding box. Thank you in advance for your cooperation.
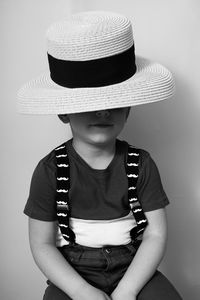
[90,123,114,128]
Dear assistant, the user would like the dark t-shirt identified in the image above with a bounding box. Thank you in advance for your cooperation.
[24,139,169,221]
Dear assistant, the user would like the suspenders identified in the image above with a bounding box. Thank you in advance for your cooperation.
[55,144,75,243]
[55,142,147,245]
[126,146,148,243]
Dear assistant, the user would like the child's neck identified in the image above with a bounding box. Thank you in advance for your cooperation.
[72,138,116,170]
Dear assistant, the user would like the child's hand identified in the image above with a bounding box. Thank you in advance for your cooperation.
[74,285,111,300]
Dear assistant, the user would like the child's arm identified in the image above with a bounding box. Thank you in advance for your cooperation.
[111,208,167,300]
[29,218,111,300]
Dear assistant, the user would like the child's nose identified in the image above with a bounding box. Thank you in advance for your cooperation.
[95,110,110,118]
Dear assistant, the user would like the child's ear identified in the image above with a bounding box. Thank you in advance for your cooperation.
[58,114,70,124]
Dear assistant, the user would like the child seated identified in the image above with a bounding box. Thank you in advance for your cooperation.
[18,11,182,300]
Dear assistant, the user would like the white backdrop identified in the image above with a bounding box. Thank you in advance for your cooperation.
[1,0,200,299]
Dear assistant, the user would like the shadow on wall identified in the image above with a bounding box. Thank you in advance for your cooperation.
[121,75,200,299]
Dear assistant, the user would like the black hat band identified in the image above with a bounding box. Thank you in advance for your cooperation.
[48,45,136,88]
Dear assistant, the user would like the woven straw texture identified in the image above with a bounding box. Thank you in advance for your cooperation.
[47,11,133,61]
[18,11,175,114]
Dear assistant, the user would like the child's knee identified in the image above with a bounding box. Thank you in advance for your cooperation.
[137,271,182,300]
[43,282,72,300]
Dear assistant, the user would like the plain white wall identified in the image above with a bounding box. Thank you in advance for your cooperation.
[1,0,200,299]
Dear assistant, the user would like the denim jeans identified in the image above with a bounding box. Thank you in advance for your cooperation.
[43,243,182,299]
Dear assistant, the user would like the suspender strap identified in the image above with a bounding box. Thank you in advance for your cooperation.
[127,145,148,243]
[55,143,75,243]
[55,142,148,245]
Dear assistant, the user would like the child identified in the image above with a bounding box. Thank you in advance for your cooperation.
[18,11,182,300]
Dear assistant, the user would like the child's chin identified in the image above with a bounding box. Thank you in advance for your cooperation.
[89,134,114,145]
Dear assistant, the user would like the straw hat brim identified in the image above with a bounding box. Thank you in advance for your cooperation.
[18,56,175,115]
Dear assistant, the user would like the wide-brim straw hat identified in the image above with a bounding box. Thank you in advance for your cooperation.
[17,11,175,115]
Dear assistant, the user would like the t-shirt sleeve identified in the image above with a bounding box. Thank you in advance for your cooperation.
[23,154,57,221]
[137,150,169,212]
